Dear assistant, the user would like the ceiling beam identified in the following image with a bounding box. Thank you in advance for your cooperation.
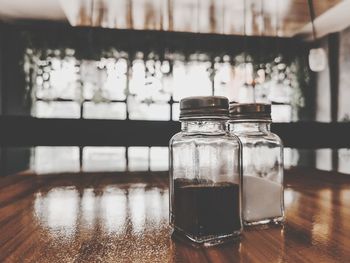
[295,0,350,41]
[0,0,66,21]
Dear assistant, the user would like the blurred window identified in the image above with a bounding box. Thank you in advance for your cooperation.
[27,49,299,173]
[31,146,170,173]
[28,50,297,122]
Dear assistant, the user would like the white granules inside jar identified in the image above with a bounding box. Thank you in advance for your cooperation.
[243,176,283,222]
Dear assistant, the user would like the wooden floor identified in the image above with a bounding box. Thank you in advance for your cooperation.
[0,169,349,262]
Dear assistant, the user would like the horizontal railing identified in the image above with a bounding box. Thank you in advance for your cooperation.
[0,116,349,148]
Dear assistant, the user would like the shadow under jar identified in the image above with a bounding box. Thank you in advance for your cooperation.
[169,96,242,246]
[229,103,284,226]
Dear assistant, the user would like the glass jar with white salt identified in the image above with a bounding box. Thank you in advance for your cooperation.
[229,103,284,226]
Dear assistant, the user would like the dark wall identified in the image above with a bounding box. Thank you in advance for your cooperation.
[0,22,31,176]
[0,23,3,175]
[0,23,3,115]
[0,23,31,116]
[4,22,306,61]
[1,147,31,176]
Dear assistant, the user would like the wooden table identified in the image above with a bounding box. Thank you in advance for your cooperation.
[0,169,349,262]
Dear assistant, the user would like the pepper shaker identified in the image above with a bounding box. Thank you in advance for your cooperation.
[169,96,242,246]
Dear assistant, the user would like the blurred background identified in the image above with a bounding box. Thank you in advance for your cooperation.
[0,0,350,175]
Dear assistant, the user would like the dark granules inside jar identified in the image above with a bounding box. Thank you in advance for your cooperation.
[173,178,241,239]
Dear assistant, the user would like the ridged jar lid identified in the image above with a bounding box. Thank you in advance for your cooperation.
[229,103,272,121]
[179,96,229,120]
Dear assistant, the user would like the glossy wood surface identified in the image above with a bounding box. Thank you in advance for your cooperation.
[0,169,349,262]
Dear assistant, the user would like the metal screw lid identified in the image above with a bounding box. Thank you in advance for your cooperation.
[179,96,229,120]
[229,103,272,121]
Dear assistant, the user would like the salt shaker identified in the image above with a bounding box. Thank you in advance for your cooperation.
[229,103,284,226]
[169,96,242,246]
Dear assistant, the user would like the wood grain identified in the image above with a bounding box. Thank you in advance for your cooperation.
[0,169,349,262]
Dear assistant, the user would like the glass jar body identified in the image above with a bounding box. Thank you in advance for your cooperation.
[229,121,284,226]
[169,120,242,246]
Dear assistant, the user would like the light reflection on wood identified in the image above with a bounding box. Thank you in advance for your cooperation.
[63,0,342,37]
[0,169,350,262]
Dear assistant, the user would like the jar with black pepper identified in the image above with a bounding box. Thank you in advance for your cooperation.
[169,96,242,246]
[229,103,284,226]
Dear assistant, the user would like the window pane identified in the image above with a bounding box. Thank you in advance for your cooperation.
[150,147,169,171]
[172,61,212,101]
[33,101,80,118]
[235,63,255,103]
[129,58,170,102]
[269,82,292,104]
[316,149,332,171]
[254,83,270,104]
[80,60,106,100]
[284,148,299,169]
[172,103,180,121]
[35,57,79,100]
[82,147,126,172]
[214,62,236,100]
[31,146,80,174]
[338,149,350,174]
[128,100,170,120]
[104,58,127,100]
[80,59,127,101]
[83,102,127,119]
[271,104,292,123]
[129,58,145,95]
[128,147,149,171]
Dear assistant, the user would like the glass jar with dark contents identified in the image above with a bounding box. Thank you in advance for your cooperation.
[169,96,242,246]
